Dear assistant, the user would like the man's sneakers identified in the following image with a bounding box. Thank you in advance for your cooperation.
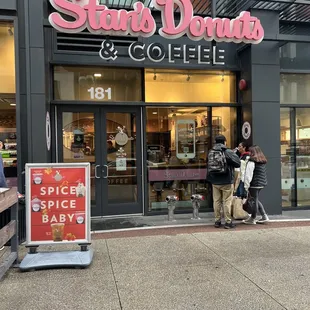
[214,221,222,228]
[257,215,270,224]
[242,217,256,225]
[215,221,236,229]
[224,222,236,229]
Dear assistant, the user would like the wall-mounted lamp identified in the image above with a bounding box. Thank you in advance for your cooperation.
[8,28,13,36]
[239,79,247,91]
[186,74,191,81]
[153,73,157,80]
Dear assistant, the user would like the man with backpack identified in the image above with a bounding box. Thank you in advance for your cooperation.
[207,135,241,229]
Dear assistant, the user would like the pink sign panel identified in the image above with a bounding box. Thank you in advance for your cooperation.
[149,169,207,182]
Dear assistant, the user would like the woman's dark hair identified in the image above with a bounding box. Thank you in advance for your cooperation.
[249,145,267,163]
[239,141,250,151]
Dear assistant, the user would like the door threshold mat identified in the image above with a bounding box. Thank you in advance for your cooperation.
[91,218,149,231]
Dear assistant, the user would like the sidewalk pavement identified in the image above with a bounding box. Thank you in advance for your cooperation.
[2,224,310,310]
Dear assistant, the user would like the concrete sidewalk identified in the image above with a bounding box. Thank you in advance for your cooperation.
[2,225,310,310]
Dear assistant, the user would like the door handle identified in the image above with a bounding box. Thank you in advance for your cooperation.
[95,165,100,179]
[103,165,109,179]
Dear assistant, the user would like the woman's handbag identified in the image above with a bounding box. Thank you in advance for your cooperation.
[232,196,249,220]
[235,181,247,198]
[243,194,255,214]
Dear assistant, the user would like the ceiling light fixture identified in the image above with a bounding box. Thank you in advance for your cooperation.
[10,103,16,106]
[94,73,102,77]
[152,112,158,115]
[221,71,225,82]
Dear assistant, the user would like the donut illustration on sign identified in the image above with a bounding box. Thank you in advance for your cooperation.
[54,171,63,182]
[242,122,251,140]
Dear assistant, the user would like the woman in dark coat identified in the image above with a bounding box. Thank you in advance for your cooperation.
[242,145,269,225]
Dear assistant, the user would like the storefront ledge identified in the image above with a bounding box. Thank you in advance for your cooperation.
[90,219,310,234]
[91,222,212,234]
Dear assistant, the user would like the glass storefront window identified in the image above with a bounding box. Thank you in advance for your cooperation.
[54,66,142,101]
[280,108,296,207]
[296,108,310,207]
[281,107,310,208]
[281,74,310,104]
[62,112,96,208]
[0,22,17,187]
[145,69,236,103]
[146,107,237,212]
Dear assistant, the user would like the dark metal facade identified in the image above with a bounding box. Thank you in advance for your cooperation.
[4,0,310,215]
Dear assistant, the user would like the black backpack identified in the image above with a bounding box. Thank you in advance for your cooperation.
[208,149,227,174]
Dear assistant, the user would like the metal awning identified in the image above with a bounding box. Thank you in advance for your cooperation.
[102,0,310,23]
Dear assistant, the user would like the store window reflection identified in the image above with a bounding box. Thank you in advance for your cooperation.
[54,66,142,102]
[145,69,236,103]
[0,22,17,187]
[146,107,237,212]
[280,108,296,207]
[280,74,310,104]
[62,112,96,207]
[296,108,310,206]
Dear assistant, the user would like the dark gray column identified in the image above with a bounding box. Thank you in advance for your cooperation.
[18,0,50,164]
[239,10,282,215]
[0,0,16,10]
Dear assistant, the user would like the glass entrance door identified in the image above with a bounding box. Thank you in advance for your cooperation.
[58,106,143,216]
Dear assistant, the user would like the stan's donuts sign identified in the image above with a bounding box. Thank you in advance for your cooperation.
[48,0,264,44]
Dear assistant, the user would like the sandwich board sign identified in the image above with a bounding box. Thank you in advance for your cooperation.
[19,163,93,271]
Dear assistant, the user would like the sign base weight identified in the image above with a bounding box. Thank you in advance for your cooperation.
[19,249,94,271]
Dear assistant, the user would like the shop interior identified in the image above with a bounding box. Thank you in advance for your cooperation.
[281,106,310,208]
[0,22,17,187]
[146,106,237,211]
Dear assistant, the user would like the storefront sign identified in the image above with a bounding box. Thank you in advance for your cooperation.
[116,158,127,171]
[100,40,225,65]
[149,168,207,181]
[25,163,91,246]
[49,0,264,44]
[88,87,112,100]
[242,121,251,140]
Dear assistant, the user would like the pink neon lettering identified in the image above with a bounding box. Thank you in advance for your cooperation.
[155,0,193,39]
[153,0,264,44]
[48,0,156,37]
[49,0,87,33]
[48,0,264,44]
[84,0,105,31]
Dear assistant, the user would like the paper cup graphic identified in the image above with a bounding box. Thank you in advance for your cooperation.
[51,223,65,242]
[33,173,43,184]
[31,198,42,212]
[75,213,85,224]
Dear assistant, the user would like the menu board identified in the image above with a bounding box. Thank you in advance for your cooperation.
[25,163,90,246]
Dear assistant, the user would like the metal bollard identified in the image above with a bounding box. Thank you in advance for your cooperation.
[190,194,204,220]
[166,195,178,221]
